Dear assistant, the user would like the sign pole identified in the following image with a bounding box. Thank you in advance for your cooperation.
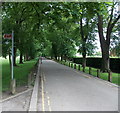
[11,30,16,94]
[12,30,14,80]
[3,31,16,94]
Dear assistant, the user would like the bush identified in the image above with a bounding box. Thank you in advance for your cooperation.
[73,57,120,73]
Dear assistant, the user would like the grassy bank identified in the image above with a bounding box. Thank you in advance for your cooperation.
[2,57,37,92]
[59,60,119,85]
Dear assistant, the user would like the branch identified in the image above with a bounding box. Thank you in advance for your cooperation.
[107,3,114,30]
[106,14,120,44]
[110,14,120,30]
[80,15,84,40]
[97,14,105,42]
[84,18,89,41]
[20,7,26,21]
[31,3,41,26]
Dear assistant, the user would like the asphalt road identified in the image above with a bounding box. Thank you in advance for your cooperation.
[37,58,118,111]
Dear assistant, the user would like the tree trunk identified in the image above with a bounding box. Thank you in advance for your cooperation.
[9,52,11,74]
[82,54,86,68]
[58,57,60,61]
[81,39,87,68]
[13,47,17,66]
[19,51,23,64]
[98,14,110,72]
[55,55,57,60]
[24,55,26,62]
[61,55,63,61]
[101,41,110,72]
[64,55,67,62]
[26,54,29,61]
[80,17,87,68]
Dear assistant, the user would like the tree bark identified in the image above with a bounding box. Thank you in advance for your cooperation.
[26,54,29,61]
[55,55,57,60]
[13,47,17,66]
[24,55,26,62]
[80,17,87,68]
[61,55,63,61]
[101,41,110,72]
[98,14,110,72]
[19,51,23,64]
[9,52,11,74]
[82,46,86,68]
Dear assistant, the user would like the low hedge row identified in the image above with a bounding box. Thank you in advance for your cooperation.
[73,57,120,73]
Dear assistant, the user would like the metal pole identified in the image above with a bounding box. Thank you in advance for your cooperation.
[11,30,14,80]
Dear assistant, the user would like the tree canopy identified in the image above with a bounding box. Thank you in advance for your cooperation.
[2,2,120,71]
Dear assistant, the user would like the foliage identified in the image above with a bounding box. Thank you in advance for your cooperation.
[2,2,119,65]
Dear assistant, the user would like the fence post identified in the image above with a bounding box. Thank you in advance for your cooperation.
[83,67,85,72]
[89,67,91,74]
[78,64,80,71]
[97,69,100,78]
[108,71,112,82]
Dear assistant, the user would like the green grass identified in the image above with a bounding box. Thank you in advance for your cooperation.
[60,60,119,85]
[2,57,37,92]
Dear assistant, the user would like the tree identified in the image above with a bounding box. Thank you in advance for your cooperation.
[68,3,97,67]
[97,2,120,71]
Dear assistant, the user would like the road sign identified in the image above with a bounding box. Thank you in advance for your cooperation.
[3,34,12,39]
[4,32,14,79]
[4,31,16,94]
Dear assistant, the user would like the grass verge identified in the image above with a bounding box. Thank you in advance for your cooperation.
[2,57,37,92]
[59,60,119,85]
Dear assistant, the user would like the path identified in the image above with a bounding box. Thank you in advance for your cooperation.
[1,58,118,112]
[37,58,118,111]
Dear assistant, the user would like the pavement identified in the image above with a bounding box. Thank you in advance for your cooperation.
[1,58,119,112]
[37,58,118,111]
[2,89,32,111]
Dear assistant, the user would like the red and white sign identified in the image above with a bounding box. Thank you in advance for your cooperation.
[3,34,12,39]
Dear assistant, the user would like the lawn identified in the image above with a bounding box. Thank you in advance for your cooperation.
[1,57,37,92]
[60,60,119,85]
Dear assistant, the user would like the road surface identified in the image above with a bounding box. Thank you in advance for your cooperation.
[37,58,118,111]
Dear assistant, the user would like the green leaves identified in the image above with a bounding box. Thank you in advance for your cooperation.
[2,2,119,60]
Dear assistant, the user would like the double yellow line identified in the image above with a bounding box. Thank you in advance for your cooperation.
[41,73,52,112]
[41,74,45,111]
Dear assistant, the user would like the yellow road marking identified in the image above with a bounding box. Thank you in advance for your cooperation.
[47,96,52,111]
[41,74,45,111]
[43,72,52,112]
[43,73,46,82]
[74,70,91,78]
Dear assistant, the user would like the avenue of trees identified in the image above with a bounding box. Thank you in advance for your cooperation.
[2,2,120,72]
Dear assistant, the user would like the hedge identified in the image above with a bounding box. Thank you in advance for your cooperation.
[73,57,120,73]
